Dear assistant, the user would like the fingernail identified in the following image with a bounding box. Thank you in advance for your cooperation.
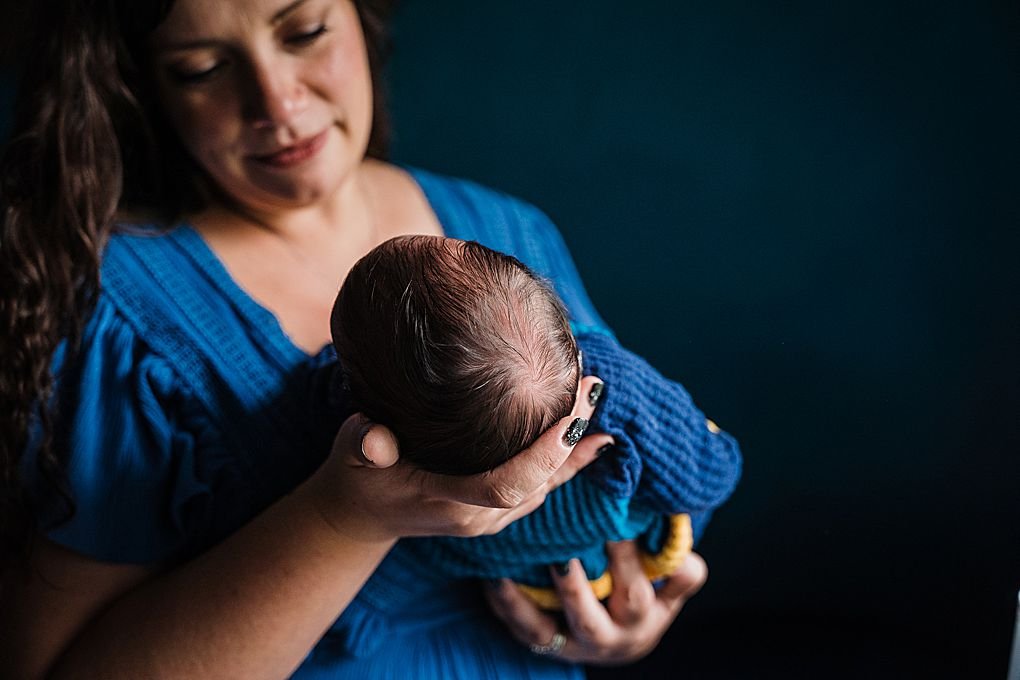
[596,443,613,457]
[587,381,604,407]
[359,419,376,464]
[483,578,504,591]
[563,417,589,446]
[554,561,573,577]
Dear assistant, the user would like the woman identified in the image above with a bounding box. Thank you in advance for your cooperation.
[0,0,711,677]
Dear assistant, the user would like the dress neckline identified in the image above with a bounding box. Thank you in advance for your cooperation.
[174,165,455,363]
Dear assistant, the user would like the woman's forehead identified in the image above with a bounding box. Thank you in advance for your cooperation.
[152,0,329,46]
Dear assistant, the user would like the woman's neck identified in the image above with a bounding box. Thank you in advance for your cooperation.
[181,160,443,355]
[196,163,377,250]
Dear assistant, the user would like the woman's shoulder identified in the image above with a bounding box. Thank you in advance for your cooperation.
[401,164,542,214]
[96,227,196,348]
[57,227,197,403]
[399,164,562,250]
[90,225,246,393]
[360,160,540,242]
[396,164,610,329]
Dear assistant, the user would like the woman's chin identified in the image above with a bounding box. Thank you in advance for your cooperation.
[225,175,342,215]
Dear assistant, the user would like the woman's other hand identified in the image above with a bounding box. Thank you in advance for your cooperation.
[484,541,708,665]
[305,376,613,543]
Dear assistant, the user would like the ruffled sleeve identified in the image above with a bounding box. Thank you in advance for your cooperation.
[25,296,217,564]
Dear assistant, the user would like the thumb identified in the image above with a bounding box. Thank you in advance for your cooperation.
[658,551,708,604]
[334,413,401,469]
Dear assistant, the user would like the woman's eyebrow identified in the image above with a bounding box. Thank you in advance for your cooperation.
[272,0,312,24]
[154,36,220,53]
[154,0,314,52]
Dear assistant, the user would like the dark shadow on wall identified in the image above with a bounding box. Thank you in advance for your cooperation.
[0,73,12,141]
[386,1,1019,678]
[0,4,26,140]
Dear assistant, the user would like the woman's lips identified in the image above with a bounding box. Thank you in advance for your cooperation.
[251,129,329,167]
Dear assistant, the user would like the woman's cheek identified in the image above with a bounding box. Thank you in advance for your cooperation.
[170,97,238,161]
[319,19,373,130]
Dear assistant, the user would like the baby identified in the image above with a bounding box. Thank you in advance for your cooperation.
[327,234,740,618]
[331,234,582,476]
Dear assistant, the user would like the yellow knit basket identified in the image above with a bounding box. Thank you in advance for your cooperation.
[514,513,693,610]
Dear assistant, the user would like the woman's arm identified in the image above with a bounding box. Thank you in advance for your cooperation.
[1,383,608,680]
[1,408,398,680]
[2,484,392,680]
[1,541,156,679]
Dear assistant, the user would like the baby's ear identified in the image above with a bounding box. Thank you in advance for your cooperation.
[324,362,354,416]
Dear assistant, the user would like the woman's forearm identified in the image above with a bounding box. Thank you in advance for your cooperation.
[48,480,395,680]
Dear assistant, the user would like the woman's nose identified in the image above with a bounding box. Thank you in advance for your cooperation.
[245,61,307,129]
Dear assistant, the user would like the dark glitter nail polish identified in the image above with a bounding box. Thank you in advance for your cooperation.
[596,443,613,457]
[587,382,604,407]
[555,561,572,577]
[563,417,589,446]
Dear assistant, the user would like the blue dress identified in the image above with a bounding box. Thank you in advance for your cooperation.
[28,168,740,679]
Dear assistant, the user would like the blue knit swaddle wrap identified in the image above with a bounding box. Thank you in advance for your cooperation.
[576,331,742,515]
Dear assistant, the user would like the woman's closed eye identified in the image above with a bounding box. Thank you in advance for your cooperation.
[162,22,327,86]
[286,23,329,47]
[168,61,225,85]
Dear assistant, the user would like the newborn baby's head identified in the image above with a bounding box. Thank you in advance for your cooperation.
[331,235,580,475]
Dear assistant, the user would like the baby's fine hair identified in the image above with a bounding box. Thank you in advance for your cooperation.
[331,235,580,475]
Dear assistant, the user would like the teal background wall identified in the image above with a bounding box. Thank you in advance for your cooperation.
[1,1,1016,677]
[385,1,1018,677]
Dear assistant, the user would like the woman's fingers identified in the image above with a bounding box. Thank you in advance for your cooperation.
[424,416,572,507]
[483,580,565,651]
[574,376,605,415]
[432,377,606,508]
[605,541,656,627]
[334,377,611,540]
[487,429,615,530]
[485,550,710,665]
[551,558,616,649]
[656,551,708,614]
[546,431,614,491]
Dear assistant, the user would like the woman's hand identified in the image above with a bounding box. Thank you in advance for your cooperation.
[483,541,708,665]
[305,376,613,544]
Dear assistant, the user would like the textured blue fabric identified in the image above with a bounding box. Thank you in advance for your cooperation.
[28,298,218,563]
[577,331,743,515]
[27,167,735,678]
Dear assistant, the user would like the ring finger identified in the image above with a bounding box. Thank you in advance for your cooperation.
[484,580,587,661]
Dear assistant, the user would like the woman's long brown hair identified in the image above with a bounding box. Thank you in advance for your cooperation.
[0,0,395,569]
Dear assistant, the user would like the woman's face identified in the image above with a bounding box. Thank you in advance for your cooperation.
[150,0,373,214]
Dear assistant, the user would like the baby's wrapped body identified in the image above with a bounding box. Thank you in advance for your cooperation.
[322,234,741,654]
